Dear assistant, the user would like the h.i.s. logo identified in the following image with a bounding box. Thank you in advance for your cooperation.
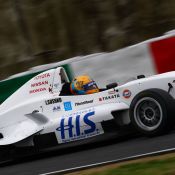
[56,111,103,143]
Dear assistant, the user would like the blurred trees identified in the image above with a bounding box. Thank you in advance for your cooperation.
[0,0,175,78]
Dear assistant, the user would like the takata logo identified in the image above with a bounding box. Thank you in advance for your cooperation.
[123,89,131,98]
[99,94,117,101]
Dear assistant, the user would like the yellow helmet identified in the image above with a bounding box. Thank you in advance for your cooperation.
[70,75,99,95]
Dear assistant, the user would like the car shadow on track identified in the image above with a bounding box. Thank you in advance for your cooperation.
[1,128,175,168]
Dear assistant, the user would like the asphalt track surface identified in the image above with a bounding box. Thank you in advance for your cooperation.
[1,131,175,175]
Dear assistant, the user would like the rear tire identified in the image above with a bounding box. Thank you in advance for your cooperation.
[129,89,175,136]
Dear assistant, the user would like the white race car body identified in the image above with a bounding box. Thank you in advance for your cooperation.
[0,67,175,149]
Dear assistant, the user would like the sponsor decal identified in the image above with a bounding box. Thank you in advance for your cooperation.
[29,87,46,94]
[48,84,53,93]
[108,90,116,94]
[45,98,62,105]
[123,89,131,98]
[53,106,61,112]
[75,100,93,106]
[56,111,101,143]
[64,101,72,111]
[34,73,50,80]
[31,81,48,87]
[99,94,117,101]
[62,108,94,118]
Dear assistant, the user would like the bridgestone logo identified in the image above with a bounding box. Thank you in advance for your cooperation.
[45,98,62,105]
[75,100,93,106]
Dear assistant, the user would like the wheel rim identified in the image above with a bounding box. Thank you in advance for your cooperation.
[134,97,163,131]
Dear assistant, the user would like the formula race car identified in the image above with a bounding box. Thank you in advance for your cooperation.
[0,67,175,159]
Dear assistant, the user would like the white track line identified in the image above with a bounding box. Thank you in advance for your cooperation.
[39,147,175,175]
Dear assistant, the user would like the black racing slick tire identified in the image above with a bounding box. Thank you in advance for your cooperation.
[129,89,175,136]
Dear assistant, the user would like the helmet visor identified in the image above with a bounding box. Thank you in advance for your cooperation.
[83,81,98,91]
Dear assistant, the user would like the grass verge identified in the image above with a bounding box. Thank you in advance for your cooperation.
[67,152,175,175]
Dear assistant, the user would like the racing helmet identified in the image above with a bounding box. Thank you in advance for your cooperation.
[70,75,99,95]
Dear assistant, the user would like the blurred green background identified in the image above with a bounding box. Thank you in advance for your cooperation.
[0,0,175,79]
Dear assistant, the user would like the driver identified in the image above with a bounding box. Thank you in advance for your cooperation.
[70,75,99,95]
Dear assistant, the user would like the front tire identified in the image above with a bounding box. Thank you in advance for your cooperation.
[129,89,175,136]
